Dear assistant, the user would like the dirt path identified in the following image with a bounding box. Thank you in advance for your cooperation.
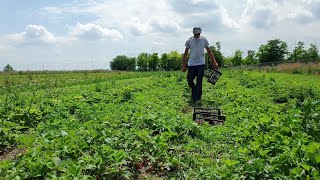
[0,147,26,162]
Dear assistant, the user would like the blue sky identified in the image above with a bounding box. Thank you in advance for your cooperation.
[0,0,319,70]
[0,1,58,33]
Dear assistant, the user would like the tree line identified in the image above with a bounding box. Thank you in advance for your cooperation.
[224,39,319,67]
[2,39,319,72]
[110,39,319,71]
[110,42,224,71]
[110,51,182,71]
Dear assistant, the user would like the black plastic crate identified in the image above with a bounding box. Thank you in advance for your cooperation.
[204,69,222,85]
[193,107,226,125]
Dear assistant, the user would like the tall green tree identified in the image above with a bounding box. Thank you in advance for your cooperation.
[3,64,14,72]
[288,41,308,62]
[223,56,233,67]
[148,53,159,71]
[167,50,181,71]
[137,53,149,71]
[256,39,288,63]
[205,42,224,68]
[127,57,137,71]
[110,55,136,71]
[159,53,169,71]
[243,50,258,65]
[307,43,319,62]
[232,50,243,66]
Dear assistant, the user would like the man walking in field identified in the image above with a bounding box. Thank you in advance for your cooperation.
[182,27,219,103]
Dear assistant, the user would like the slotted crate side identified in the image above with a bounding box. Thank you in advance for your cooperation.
[204,69,212,78]
[193,107,226,125]
[204,69,222,85]
[194,114,225,121]
[209,120,224,125]
[193,107,221,115]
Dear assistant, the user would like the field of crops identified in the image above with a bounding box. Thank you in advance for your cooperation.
[0,70,319,179]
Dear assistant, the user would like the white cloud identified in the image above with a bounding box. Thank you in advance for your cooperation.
[149,16,181,34]
[0,45,6,52]
[25,25,56,43]
[69,23,124,40]
[287,9,313,24]
[306,0,320,18]
[165,0,240,33]
[7,24,57,45]
[241,0,320,29]
[220,6,240,29]
[241,0,276,29]
[127,18,152,36]
[40,0,185,35]
[41,0,100,15]
[167,0,219,14]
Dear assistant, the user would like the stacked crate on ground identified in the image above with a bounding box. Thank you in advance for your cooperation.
[193,107,226,125]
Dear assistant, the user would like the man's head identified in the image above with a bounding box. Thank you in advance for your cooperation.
[193,27,201,38]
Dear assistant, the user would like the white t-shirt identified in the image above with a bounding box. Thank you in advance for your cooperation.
[185,36,209,66]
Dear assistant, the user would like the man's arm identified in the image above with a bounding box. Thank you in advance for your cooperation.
[182,47,189,72]
[205,46,219,69]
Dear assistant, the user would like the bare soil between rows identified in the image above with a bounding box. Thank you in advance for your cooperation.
[0,147,26,162]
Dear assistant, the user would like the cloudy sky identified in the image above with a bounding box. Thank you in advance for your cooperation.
[0,0,319,70]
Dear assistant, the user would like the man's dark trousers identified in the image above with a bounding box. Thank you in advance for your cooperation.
[187,65,205,101]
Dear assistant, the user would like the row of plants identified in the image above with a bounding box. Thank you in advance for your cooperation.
[232,62,320,75]
[0,71,169,95]
[0,70,319,179]
[207,70,320,179]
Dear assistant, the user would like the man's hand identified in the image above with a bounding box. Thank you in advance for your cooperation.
[182,66,187,72]
[212,61,219,70]
[182,47,189,72]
